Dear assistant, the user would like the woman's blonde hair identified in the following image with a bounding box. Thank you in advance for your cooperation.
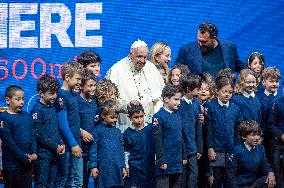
[235,69,256,93]
[149,42,170,65]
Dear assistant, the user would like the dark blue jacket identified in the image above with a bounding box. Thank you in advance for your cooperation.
[56,89,81,149]
[227,143,272,187]
[152,108,184,175]
[232,94,261,123]
[174,40,244,75]
[89,123,125,188]
[268,96,284,142]
[177,98,203,156]
[0,111,37,171]
[77,95,98,153]
[30,101,63,156]
[123,124,155,186]
[205,99,242,153]
[256,91,279,138]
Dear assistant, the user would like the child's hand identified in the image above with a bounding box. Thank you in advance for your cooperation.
[182,160,188,165]
[123,168,129,179]
[91,168,99,179]
[160,163,167,170]
[197,153,202,160]
[58,145,65,155]
[198,114,204,123]
[266,172,276,188]
[71,145,82,158]
[81,129,93,142]
[27,153,37,163]
[208,148,216,161]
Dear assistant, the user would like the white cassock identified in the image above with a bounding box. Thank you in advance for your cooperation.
[105,57,165,132]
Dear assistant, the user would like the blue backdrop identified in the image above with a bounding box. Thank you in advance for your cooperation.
[0,0,284,107]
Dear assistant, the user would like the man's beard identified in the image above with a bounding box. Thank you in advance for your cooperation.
[200,43,215,54]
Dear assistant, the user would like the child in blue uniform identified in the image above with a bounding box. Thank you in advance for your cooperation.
[232,69,261,123]
[196,72,215,188]
[152,84,186,188]
[268,84,284,188]
[123,102,155,187]
[77,50,102,78]
[247,52,265,93]
[206,73,242,188]
[55,62,84,187]
[76,71,98,188]
[31,75,65,188]
[89,100,127,188]
[227,120,275,188]
[0,85,37,188]
[178,74,203,188]
[256,67,281,158]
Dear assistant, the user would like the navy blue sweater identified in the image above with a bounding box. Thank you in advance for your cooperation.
[227,143,272,187]
[77,95,98,152]
[268,96,284,142]
[152,107,184,175]
[232,94,261,123]
[56,89,81,149]
[123,124,155,185]
[205,99,242,153]
[256,91,279,138]
[30,101,63,156]
[89,123,125,188]
[177,98,203,156]
[0,111,37,171]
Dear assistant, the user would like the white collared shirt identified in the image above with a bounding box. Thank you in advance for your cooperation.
[244,142,254,151]
[163,107,173,113]
[217,98,229,108]
[182,96,193,105]
[132,123,147,131]
[264,89,277,97]
[242,91,255,98]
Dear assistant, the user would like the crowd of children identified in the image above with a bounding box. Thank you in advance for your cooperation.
[0,50,283,188]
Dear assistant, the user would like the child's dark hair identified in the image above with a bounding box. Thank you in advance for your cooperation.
[77,50,102,68]
[198,72,216,99]
[37,74,60,94]
[168,64,190,84]
[215,69,235,91]
[239,120,262,138]
[101,100,120,115]
[180,74,201,93]
[261,67,281,82]
[216,68,236,85]
[162,84,182,99]
[5,85,23,98]
[127,102,144,117]
[81,71,97,87]
[248,52,265,68]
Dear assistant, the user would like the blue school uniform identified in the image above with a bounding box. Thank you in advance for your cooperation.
[256,90,279,138]
[89,123,125,188]
[30,101,63,187]
[268,96,284,188]
[205,99,242,154]
[178,97,203,156]
[56,89,81,148]
[123,124,155,187]
[77,95,98,187]
[152,107,184,176]
[0,111,37,171]
[55,89,83,187]
[232,92,261,123]
[227,143,272,187]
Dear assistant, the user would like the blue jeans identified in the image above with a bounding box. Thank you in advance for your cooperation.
[34,152,58,188]
[55,151,83,188]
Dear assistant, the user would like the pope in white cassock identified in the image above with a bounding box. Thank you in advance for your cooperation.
[105,39,165,132]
